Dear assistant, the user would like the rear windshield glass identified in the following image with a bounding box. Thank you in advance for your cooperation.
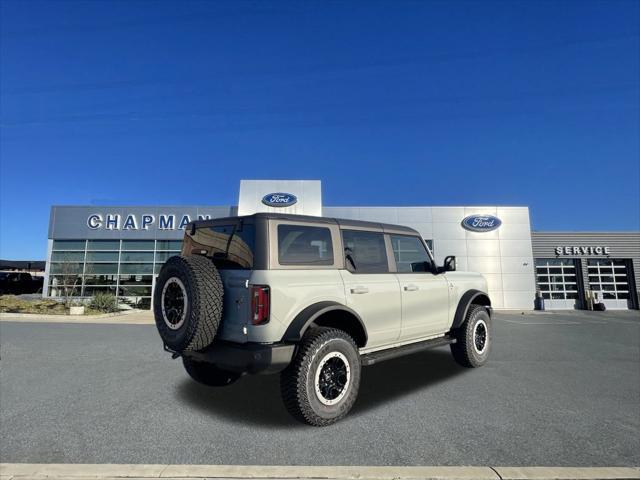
[183,223,255,269]
[278,224,334,265]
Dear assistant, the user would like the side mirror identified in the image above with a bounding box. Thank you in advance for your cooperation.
[443,255,456,272]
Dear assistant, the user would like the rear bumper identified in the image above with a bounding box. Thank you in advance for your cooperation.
[182,341,296,375]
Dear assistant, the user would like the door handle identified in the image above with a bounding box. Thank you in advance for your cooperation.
[404,284,419,292]
[350,286,369,294]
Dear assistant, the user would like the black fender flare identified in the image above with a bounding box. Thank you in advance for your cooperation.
[282,301,368,346]
[451,290,492,330]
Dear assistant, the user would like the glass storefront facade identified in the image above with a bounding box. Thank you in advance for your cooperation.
[48,239,182,309]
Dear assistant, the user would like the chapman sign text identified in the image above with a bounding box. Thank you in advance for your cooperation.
[87,213,213,230]
[555,246,611,256]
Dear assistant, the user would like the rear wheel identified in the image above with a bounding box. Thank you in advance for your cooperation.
[280,327,361,426]
[450,305,491,368]
[182,357,240,387]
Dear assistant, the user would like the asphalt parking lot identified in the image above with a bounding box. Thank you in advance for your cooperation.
[1,311,638,467]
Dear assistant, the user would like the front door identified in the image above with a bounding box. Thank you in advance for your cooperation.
[389,234,450,340]
[340,229,401,349]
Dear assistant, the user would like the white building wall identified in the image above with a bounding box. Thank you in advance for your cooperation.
[323,205,536,310]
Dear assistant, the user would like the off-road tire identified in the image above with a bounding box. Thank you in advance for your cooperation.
[450,305,491,368]
[182,357,240,387]
[280,327,361,426]
[153,255,223,353]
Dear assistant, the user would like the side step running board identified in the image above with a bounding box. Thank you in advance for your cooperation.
[361,336,456,366]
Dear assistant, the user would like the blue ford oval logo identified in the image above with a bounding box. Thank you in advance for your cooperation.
[461,214,502,232]
[261,192,298,207]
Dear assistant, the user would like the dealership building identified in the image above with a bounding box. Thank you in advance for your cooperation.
[44,180,640,311]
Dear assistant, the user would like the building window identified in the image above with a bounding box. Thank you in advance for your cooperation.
[52,240,86,251]
[51,251,85,262]
[121,240,155,250]
[87,240,119,251]
[86,252,119,262]
[120,252,154,263]
[156,240,182,251]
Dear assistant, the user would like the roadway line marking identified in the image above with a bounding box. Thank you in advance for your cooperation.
[1,464,639,480]
[497,318,580,325]
[496,316,639,326]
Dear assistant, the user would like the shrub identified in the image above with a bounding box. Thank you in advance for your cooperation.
[89,293,119,313]
[0,295,67,314]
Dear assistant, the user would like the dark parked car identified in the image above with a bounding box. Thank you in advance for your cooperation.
[0,272,43,295]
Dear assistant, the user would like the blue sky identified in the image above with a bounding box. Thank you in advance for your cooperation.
[1,0,638,260]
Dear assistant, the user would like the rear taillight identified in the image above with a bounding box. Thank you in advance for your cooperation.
[251,285,270,325]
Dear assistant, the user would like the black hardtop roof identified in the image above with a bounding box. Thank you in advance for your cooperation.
[189,212,419,235]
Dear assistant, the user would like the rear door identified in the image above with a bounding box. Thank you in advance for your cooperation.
[339,229,401,349]
[182,221,256,343]
[389,234,450,340]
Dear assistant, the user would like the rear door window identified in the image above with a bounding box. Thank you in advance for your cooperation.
[278,225,334,265]
[341,230,389,273]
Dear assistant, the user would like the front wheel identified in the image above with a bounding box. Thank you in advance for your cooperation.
[182,357,241,387]
[280,327,361,426]
[450,305,491,368]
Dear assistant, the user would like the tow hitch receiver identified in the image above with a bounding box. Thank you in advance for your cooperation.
[163,344,181,359]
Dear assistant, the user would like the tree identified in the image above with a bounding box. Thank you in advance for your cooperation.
[51,254,83,308]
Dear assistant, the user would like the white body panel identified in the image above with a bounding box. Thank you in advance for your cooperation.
[339,271,402,349]
[216,266,489,350]
[244,269,346,343]
[396,272,450,340]
[444,271,489,320]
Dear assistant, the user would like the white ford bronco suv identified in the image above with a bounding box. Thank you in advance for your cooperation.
[153,213,492,426]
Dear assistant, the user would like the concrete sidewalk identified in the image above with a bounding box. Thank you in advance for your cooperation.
[1,464,639,480]
[0,310,154,324]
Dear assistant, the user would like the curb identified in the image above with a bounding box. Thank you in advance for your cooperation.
[1,464,639,480]
[0,310,153,324]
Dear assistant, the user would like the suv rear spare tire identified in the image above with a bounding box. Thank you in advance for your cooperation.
[153,255,223,353]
